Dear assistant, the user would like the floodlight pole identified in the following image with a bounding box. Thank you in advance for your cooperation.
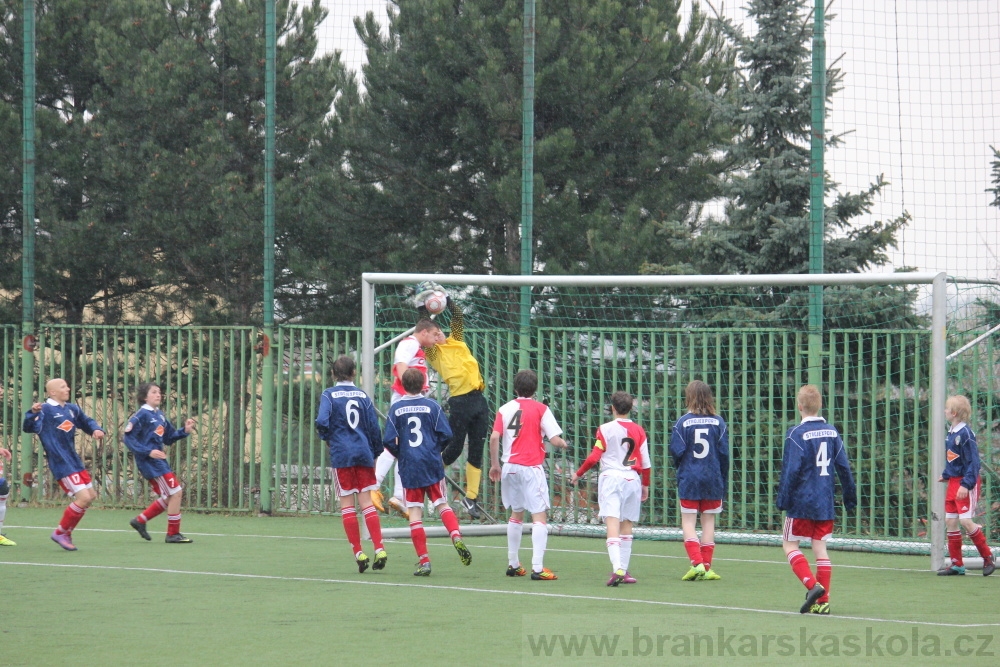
[518,0,536,370]
[929,272,948,571]
[259,0,276,514]
[807,0,826,386]
[20,0,36,502]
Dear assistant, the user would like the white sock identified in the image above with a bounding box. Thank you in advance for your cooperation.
[0,494,7,533]
[620,535,633,571]
[374,450,395,485]
[507,519,523,567]
[531,522,548,572]
[392,463,404,500]
[607,537,621,571]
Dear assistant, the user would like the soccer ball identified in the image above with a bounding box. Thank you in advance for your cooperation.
[424,290,448,315]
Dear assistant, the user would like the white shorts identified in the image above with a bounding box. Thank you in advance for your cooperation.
[500,463,550,515]
[597,471,642,522]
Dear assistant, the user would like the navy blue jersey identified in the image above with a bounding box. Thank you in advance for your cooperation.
[383,395,453,489]
[123,405,189,479]
[942,422,980,489]
[776,417,857,521]
[22,399,102,480]
[315,382,383,468]
[669,413,729,500]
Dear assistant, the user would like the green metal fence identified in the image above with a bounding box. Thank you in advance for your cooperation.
[4,323,995,544]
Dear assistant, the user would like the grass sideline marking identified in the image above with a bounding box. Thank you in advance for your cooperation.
[3,560,996,629]
[6,523,933,572]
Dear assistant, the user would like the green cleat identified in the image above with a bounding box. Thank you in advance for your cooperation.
[937,565,966,576]
[701,568,721,581]
[453,538,472,566]
[0,534,16,546]
[356,552,370,574]
[809,602,831,615]
[414,561,432,576]
[682,564,706,581]
[372,549,388,571]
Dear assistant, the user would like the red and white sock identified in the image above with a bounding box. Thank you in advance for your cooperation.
[507,519,523,567]
[138,498,167,524]
[815,559,832,603]
[341,506,363,556]
[700,542,716,570]
[968,527,992,560]
[620,535,633,571]
[410,520,430,564]
[167,514,181,536]
[362,505,384,550]
[58,502,86,534]
[787,550,816,588]
[947,530,964,567]
[607,537,622,571]
[684,538,703,566]
[439,506,462,541]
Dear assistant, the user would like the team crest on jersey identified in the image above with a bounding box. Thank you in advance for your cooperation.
[947,449,960,462]
[155,425,165,437]
[56,420,74,433]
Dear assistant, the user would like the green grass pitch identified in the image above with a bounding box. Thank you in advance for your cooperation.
[2,507,997,666]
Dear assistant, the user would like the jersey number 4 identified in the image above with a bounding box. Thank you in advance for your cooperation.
[815,441,831,476]
[507,410,523,438]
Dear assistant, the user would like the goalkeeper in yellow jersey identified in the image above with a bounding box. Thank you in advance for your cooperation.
[414,282,491,519]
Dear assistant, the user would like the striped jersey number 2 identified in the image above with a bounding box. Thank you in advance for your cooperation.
[621,437,637,466]
[815,441,831,476]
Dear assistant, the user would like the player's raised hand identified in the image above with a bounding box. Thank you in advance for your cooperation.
[184,418,197,433]
[30,402,42,413]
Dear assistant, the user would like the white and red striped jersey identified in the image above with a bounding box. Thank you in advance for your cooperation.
[493,397,563,466]
[575,419,651,482]
[391,336,429,396]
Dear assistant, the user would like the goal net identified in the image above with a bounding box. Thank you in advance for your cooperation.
[362,272,995,570]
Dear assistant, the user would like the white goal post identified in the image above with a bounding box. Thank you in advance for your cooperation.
[361,271,951,570]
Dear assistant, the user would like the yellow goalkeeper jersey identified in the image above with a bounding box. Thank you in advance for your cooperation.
[424,305,485,397]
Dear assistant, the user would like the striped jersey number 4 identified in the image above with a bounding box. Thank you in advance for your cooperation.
[815,441,831,476]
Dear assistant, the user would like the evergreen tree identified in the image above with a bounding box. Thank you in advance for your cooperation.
[691,0,918,330]
[343,0,734,296]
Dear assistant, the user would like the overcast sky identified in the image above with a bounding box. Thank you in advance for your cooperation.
[316,0,1000,282]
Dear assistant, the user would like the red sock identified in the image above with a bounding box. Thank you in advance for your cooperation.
[684,538,703,566]
[787,550,816,589]
[439,506,461,540]
[362,506,384,550]
[410,521,430,563]
[700,542,715,570]
[58,502,86,533]
[167,514,181,536]
[342,507,363,556]
[948,530,964,566]
[967,527,992,560]
[139,498,167,524]
[815,559,832,603]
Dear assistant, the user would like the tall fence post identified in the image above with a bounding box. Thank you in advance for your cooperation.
[807,0,826,386]
[928,272,948,571]
[518,0,536,369]
[20,0,37,503]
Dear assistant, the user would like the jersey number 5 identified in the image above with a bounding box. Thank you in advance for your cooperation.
[693,429,711,459]
[815,441,831,476]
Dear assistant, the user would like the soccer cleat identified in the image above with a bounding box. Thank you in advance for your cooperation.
[0,534,16,546]
[531,568,558,581]
[387,496,409,518]
[622,571,637,584]
[51,531,77,551]
[460,496,484,519]
[983,556,996,577]
[800,584,826,614]
[370,489,385,513]
[682,563,706,581]
[130,518,151,541]
[809,602,831,615]
[165,533,193,543]
[701,568,721,581]
[356,552,370,573]
[937,565,966,576]
[606,568,626,587]
[372,549,388,571]
[414,561,432,576]
[506,564,527,577]
[453,538,472,566]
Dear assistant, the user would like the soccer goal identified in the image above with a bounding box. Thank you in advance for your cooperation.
[361,271,973,571]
